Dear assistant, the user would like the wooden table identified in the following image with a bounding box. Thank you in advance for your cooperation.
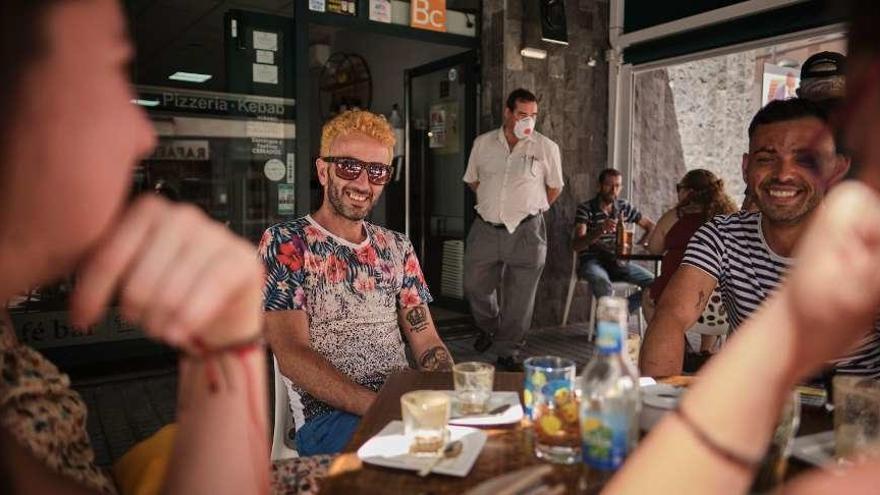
[318,371,832,494]
[321,371,599,494]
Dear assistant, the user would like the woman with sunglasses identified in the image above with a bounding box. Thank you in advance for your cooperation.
[642,170,737,361]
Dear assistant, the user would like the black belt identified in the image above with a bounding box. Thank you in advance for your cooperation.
[478,213,538,229]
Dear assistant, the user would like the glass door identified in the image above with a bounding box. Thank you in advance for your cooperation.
[404,51,478,314]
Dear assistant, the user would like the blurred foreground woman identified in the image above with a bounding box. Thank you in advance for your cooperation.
[0,1,269,494]
[605,1,880,494]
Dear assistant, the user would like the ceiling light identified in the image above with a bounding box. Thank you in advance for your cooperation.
[168,71,213,83]
[131,98,160,107]
[520,47,547,60]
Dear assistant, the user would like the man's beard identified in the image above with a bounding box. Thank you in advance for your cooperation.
[327,175,374,221]
[754,179,821,225]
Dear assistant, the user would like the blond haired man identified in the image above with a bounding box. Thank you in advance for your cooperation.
[260,111,452,455]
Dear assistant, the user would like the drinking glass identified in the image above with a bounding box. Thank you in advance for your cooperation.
[834,375,880,462]
[401,390,451,456]
[453,362,495,415]
[524,356,580,464]
[751,390,801,493]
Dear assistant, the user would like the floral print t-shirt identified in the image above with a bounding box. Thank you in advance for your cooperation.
[259,216,432,421]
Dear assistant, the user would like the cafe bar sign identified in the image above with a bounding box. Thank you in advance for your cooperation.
[149,140,210,161]
[135,85,295,120]
[411,0,446,32]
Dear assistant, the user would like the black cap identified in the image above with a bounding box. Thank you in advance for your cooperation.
[800,51,846,79]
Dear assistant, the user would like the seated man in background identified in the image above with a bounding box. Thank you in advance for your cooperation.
[260,110,452,456]
[572,168,655,312]
[639,98,880,378]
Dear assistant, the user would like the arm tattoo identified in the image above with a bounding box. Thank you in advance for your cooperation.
[695,289,707,312]
[405,306,429,333]
[418,346,453,371]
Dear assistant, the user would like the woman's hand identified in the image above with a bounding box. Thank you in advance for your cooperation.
[782,181,880,376]
[70,195,264,351]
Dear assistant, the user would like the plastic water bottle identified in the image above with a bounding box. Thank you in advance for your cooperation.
[579,296,641,472]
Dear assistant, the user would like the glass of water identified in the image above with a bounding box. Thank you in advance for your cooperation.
[453,362,495,415]
[401,390,451,456]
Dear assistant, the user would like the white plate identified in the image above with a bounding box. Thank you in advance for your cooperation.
[447,391,524,426]
[357,421,487,477]
[642,384,684,410]
[791,431,836,468]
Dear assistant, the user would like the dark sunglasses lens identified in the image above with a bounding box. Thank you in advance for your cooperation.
[367,165,392,184]
[334,159,363,179]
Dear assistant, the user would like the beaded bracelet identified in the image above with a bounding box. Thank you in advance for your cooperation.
[673,406,762,471]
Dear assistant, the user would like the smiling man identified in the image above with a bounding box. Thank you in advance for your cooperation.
[640,98,880,378]
[259,110,452,455]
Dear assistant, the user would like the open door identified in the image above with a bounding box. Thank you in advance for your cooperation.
[404,51,478,316]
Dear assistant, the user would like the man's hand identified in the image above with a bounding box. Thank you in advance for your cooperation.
[70,195,263,350]
[601,217,618,234]
[781,181,880,376]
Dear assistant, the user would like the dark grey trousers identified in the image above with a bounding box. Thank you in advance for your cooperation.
[463,215,547,357]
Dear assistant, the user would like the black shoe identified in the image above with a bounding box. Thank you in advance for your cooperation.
[473,332,493,353]
[496,356,524,372]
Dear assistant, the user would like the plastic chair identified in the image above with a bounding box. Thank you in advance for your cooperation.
[271,355,304,461]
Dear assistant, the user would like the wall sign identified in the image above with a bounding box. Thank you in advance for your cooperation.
[327,0,357,15]
[149,140,210,161]
[264,158,286,181]
[369,0,392,23]
[411,0,446,32]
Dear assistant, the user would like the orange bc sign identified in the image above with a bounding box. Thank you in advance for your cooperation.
[410,0,446,32]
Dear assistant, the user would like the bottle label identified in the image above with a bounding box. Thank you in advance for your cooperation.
[596,321,622,353]
[581,411,629,470]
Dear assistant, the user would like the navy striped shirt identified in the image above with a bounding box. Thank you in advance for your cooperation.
[575,197,642,263]
[682,211,880,377]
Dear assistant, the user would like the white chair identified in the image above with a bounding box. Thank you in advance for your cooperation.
[561,252,639,339]
[271,355,304,461]
[685,287,730,351]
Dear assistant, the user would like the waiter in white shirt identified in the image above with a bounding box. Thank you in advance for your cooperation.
[462,88,564,371]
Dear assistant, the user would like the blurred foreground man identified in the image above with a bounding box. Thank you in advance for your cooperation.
[261,110,452,455]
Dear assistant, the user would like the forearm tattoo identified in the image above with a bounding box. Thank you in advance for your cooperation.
[405,306,429,333]
[695,289,707,312]
[418,346,453,371]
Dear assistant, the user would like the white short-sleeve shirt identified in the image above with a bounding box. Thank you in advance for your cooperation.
[462,128,564,232]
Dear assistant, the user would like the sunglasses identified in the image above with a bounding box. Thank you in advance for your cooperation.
[321,156,394,185]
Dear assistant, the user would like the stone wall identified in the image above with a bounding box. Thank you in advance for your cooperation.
[631,69,686,224]
[481,0,610,326]
[666,51,758,204]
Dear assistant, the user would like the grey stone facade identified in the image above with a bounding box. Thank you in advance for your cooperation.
[480,0,610,326]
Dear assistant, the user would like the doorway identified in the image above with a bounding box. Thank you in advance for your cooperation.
[405,51,478,320]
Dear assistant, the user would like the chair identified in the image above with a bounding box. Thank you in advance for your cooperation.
[561,252,639,338]
[271,355,304,461]
[685,287,730,351]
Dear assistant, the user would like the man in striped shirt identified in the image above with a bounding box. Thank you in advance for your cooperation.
[640,98,880,378]
[573,168,655,312]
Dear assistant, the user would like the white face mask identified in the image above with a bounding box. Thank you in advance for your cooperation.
[513,116,535,140]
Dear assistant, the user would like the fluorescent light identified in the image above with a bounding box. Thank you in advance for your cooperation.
[131,98,160,107]
[520,47,547,60]
[168,71,213,83]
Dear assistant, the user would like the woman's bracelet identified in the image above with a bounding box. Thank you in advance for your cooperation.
[188,333,265,358]
[673,406,762,471]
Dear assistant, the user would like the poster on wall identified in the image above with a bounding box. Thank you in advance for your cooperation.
[326,0,357,16]
[309,0,326,12]
[762,63,800,106]
[278,183,295,215]
[429,105,446,149]
[369,0,392,23]
[428,102,460,153]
